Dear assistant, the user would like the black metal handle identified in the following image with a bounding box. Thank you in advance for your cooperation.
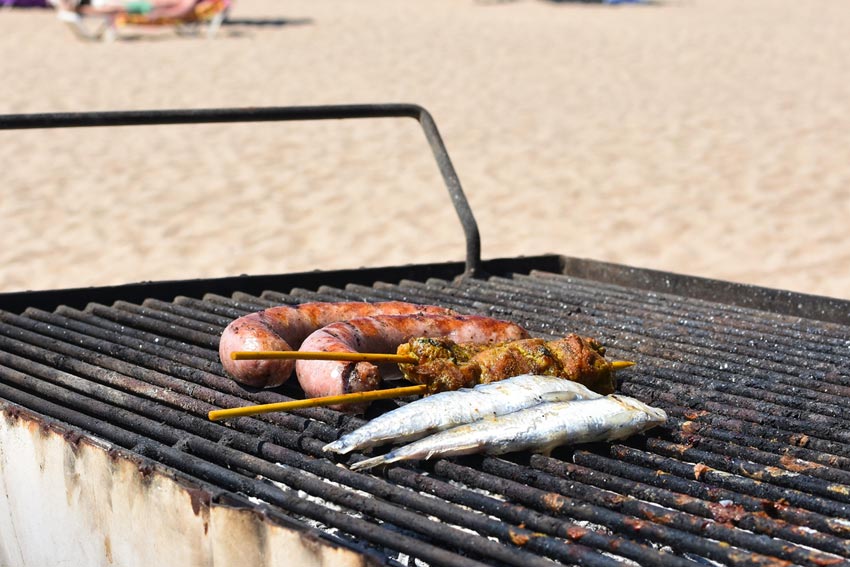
[0,104,482,277]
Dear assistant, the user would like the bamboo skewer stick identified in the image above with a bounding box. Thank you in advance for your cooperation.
[231,351,418,364]
[232,350,636,371]
[208,384,428,421]
[212,351,637,420]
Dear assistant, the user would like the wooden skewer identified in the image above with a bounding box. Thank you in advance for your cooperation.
[208,384,428,421]
[232,350,637,371]
[231,351,419,364]
[213,353,637,420]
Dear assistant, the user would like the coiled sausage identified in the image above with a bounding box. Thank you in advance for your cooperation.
[219,301,455,388]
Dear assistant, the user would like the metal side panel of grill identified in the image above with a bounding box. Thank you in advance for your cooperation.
[1,260,850,567]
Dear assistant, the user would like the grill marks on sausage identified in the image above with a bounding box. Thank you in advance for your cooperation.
[218,302,455,388]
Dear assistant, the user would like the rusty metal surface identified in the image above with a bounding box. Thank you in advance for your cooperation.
[1,268,849,566]
[0,404,369,567]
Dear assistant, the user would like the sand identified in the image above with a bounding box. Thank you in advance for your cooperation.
[2,0,849,301]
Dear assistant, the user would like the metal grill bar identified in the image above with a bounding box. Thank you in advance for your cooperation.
[85,303,221,348]
[371,275,850,379]
[281,282,850,544]
[530,454,850,560]
[325,278,849,418]
[436,460,782,567]
[282,281,849,399]
[665,423,850,485]
[0,310,345,436]
[260,286,842,420]
[382,466,690,567]
[668,413,850,469]
[0,330,558,566]
[604,445,850,539]
[564,450,850,555]
[484,457,836,567]
[0,308,670,566]
[628,381,850,451]
[0,380,491,567]
[378,271,849,356]
[296,282,850,450]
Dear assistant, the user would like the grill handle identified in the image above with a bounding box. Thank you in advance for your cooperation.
[0,104,483,277]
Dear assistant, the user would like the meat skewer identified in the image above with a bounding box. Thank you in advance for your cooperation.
[350,394,667,471]
[209,342,633,420]
[295,314,530,404]
[398,334,620,394]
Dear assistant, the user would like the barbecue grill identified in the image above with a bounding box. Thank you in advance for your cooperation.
[1,105,849,567]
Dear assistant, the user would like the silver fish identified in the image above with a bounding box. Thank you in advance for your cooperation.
[350,394,667,471]
[323,374,604,455]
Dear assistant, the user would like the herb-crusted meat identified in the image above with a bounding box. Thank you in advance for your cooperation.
[398,334,616,394]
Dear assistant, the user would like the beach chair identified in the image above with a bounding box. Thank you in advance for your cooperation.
[55,0,231,41]
[116,0,231,38]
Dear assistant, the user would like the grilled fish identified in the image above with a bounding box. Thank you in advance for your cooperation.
[323,374,604,455]
[350,394,667,471]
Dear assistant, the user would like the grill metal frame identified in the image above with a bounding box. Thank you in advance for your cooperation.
[2,106,850,567]
[3,269,850,567]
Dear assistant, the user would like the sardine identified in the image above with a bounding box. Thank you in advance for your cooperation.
[323,374,604,455]
[350,394,667,471]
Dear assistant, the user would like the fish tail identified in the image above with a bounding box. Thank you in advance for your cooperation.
[322,440,352,454]
[350,454,395,471]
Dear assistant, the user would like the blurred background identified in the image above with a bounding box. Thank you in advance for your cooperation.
[2,0,848,299]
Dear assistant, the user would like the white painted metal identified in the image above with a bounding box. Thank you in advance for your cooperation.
[0,410,366,567]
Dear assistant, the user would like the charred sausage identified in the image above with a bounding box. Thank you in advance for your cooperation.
[219,301,455,388]
[295,314,530,404]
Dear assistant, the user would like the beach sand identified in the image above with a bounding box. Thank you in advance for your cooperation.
[2,0,849,300]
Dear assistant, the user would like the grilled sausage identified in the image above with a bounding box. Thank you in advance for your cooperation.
[296,314,530,405]
[219,302,455,388]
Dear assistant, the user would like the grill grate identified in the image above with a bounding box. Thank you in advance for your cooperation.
[1,269,850,567]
